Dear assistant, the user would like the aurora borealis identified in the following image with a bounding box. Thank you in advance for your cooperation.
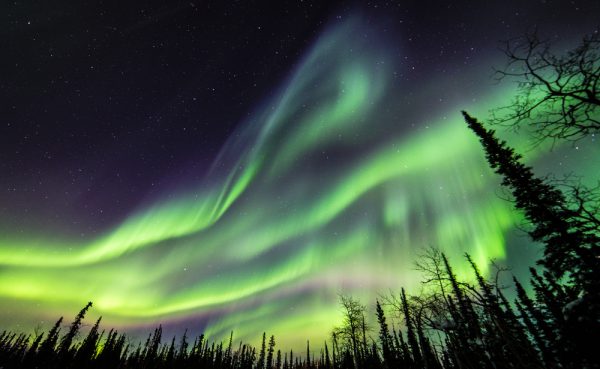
[2,1,599,352]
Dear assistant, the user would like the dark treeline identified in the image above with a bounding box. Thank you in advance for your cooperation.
[0,122,597,369]
[1,28,598,369]
[0,248,595,369]
[1,107,599,369]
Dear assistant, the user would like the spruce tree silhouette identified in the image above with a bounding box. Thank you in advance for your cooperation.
[257,332,266,369]
[58,301,92,359]
[375,301,393,368]
[463,111,599,289]
[267,335,275,369]
[463,111,599,368]
[399,288,422,367]
[0,261,595,369]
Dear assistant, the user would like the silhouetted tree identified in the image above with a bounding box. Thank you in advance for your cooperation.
[398,288,421,368]
[73,316,102,366]
[375,301,393,368]
[276,349,282,369]
[463,111,599,292]
[36,316,63,366]
[258,332,267,369]
[0,258,595,369]
[58,301,92,361]
[324,342,331,369]
[491,29,600,143]
[463,111,599,368]
[306,340,311,369]
[267,335,275,369]
[334,294,367,368]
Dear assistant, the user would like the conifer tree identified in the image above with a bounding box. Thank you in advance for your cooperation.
[441,254,480,341]
[58,301,92,359]
[375,300,393,368]
[400,288,422,366]
[462,111,599,297]
[463,111,599,367]
[331,334,338,369]
[23,331,44,366]
[306,340,311,369]
[529,268,565,325]
[276,349,282,369]
[258,332,267,369]
[267,335,276,369]
[37,316,63,364]
[178,329,189,363]
[324,342,331,369]
[74,316,102,365]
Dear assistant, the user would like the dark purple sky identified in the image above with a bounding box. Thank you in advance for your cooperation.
[2,0,598,235]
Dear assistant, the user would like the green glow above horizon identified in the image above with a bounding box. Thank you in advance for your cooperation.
[0,16,598,351]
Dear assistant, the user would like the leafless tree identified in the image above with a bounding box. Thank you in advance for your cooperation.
[554,176,600,236]
[491,29,600,144]
[332,294,369,367]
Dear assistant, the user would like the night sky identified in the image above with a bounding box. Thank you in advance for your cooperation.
[1,1,599,350]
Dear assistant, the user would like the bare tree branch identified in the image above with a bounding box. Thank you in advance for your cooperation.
[491,29,600,144]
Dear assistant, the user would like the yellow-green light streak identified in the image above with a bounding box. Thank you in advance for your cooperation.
[0,16,598,351]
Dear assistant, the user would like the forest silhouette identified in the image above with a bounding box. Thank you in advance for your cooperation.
[1,29,598,369]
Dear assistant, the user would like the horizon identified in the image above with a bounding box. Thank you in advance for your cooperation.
[1,1,599,352]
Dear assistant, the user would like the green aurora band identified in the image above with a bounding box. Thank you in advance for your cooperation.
[0,17,598,350]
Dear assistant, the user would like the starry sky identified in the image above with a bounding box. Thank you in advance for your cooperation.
[1,0,599,351]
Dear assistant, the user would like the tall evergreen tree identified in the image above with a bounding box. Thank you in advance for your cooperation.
[37,316,63,365]
[375,300,393,368]
[267,335,276,369]
[462,111,599,295]
[400,288,422,367]
[73,316,102,365]
[463,111,599,367]
[306,340,311,369]
[276,349,282,369]
[258,332,267,369]
[324,342,331,369]
[58,301,93,359]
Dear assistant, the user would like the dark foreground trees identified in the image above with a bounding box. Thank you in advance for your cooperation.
[461,112,598,369]
[456,27,599,369]
[1,27,598,369]
[0,250,594,369]
[463,112,599,297]
[1,121,597,369]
